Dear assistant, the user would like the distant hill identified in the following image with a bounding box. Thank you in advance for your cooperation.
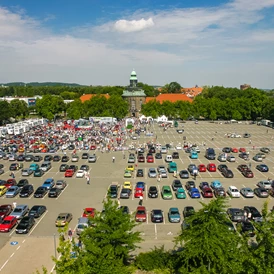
[0,82,86,87]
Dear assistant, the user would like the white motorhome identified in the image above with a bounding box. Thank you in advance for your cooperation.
[0,127,8,138]
[99,117,117,124]
[7,126,14,135]
[14,126,24,135]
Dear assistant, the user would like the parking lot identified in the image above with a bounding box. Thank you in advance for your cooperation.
[0,120,274,273]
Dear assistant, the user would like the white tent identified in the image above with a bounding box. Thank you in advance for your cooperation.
[157,115,168,122]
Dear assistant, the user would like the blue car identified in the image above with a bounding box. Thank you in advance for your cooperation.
[136,182,145,191]
[190,151,198,159]
[256,164,269,172]
[211,180,222,189]
[188,188,201,198]
[42,178,55,190]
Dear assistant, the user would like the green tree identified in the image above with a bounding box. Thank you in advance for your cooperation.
[83,95,108,117]
[107,95,129,118]
[9,99,29,118]
[0,101,11,125]
[167,82,182,93]
[36,95,66,120]
[66,99,85,119]
[176,198,243,273]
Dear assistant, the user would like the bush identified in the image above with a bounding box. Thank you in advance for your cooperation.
[135,246,175,272]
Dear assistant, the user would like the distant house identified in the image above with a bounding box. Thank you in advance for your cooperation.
[80,94,110,103]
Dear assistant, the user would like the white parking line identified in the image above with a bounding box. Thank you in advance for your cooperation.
[154,224,157,239]
[29,210,48,235]
[56,186,68,200]
[157,185,162,200]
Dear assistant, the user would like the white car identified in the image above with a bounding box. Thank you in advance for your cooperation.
[161,147,167,154]
[76,170,86,178]
[257,180,272,190]
[227,155,236,162]
[62,144,68,150]
[176,144,182,150]
[227,186,240,198]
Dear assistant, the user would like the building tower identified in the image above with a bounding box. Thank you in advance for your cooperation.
[130,70,138,87]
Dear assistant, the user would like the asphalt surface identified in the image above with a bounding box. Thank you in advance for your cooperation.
[0,120,274,273]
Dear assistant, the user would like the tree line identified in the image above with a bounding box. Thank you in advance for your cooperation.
[37,198,274,274]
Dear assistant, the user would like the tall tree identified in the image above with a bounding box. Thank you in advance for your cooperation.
[9,99,29,118]
[168,82,182,93]
[176,198,243,273]
[0,101,11,125]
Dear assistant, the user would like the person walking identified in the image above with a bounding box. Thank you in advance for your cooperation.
[117,198,121,207]
[86,174,90,185]
[10,172,15,179]
[112,156,115,163]
[13,201,17,209]
[68,228,73,241]
[139,195,143,206]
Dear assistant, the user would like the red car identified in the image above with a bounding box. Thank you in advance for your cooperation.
[0,216,17,232]
[231,147,239,153]
[237,164,249,172]
[138,155,145,163]
[207,163,216,172]
[4,179,17,189]
[242,169,254,178]
[90,145,96,150]
[135,206,147,222]
[147,156,154,163]
[82,208,96,218]
[198,164,207,172]
[0,204,13,220]
[239,147,246,153]
[65,169,75,177]
[201,187,213,198]
[134,188,143,198]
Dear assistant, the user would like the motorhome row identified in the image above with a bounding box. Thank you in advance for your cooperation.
[0,118,47,137]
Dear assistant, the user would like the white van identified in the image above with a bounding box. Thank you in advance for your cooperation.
[165,155,173,162]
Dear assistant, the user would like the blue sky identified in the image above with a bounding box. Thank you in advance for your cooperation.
[0,0,274,88]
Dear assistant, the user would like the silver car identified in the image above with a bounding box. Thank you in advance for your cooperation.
[6,186,21,198]
[71,155,79,162]
[88,155,97,163]
[240,187,254,198]
[10,205,29,219]
[188,164,198,175]
[21,169,33,176]
[227,155,236,162]
[157,166,167,177]
[217,154,226,162]
[257,180,272,190]
[148,168,157,178]
[55,180,67,190]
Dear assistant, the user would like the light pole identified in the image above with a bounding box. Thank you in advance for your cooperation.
[54,233,57,258]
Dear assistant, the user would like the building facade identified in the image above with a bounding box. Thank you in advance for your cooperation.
[122,70,146,117]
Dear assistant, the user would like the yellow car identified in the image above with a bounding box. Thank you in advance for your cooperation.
[123,181,132,190]
[0,186,8,196]
[126,165,135,172]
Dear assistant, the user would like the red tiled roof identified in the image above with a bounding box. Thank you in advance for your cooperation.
[145,94,192,103]
[80,94,110,103]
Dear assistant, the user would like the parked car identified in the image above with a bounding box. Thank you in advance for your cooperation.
[185,181,196,190]
[254,187,269,198]
[214,187,226,197]
[120,188,132,199]
[172,180,183,191]
[222,169,234,178]
[162,186,173,200]
[244,206,263,222]
[260,147,270,153]
[236,221,255,237]
[168,207,181,223]
[28,205,47,218]
[257,180,272,190]
[240,187,254,198]
[55,213,73,227]
[136,169,144,177]
[227,186,240,198]
[0,216,17,232]
[21,168,33,176]
[42,178,55,189]
[227,155,236,162]
[227,208,245,222]
[34,186,48,198]
[6,186,20,198]
[48,187,62,198]
[253,154,263,162]
[179,170,189,179]
[151,209,164,223]
[148,168,157,178]
[183,206,195,218]
[256,164,269,172]
[188,188,201,198]
[15,216,35,234]
[176,188,186,199]
[19,185,34,198]
[148,186,158,198]
[10,205,29,219]
[135,206,147,222]
[33,169,44,177]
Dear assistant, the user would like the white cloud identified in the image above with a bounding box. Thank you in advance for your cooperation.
[114,17,154,32]
[0,1,274,88]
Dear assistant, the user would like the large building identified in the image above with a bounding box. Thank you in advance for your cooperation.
[122,70,146,117]
[240,84,251,90]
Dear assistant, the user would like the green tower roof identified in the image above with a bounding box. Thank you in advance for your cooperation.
[130,70,137,80]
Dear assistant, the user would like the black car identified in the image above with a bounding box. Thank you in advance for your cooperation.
[69,165,78,172]
[0,164,4,169]
[239,153,249,160]
[53,155,61,162]
[82,153,89,159]
[155,153,162,159]
[19,185,34,198]
[227,208,245,222]
[25,155,34,162]
[236,221,255,237]
[68,144,75,150]
[172,180,183,191]
[222,169,234,178]
[218,164,228,172]
[15,216,35,234]
[148,186,158,198]
[34,186,48,198]
[119,206,130,214]
[151,209,163,223]
[80,165,89,171]
[17,179,29,189]
[34,169,44,177]
[33,155,42,162]
[61,156,69,162]
[172,152,179,159]
[243,206,263,222]
[185,181,196,190]
[44,155,53,161]
[260,147,270,154]
[183,206,195,218]
[205,148,216,160]
[222,147,231,153]
[108,185,119,198]
[136,169,144,177]
[179,170,189,179]
[28,205,47,218]
[149,147,156,154]
[48,187,62,198]
[59,164,69,172]
[17,155,25,161]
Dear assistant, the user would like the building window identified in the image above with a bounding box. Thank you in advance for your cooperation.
[131,99,136,110]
